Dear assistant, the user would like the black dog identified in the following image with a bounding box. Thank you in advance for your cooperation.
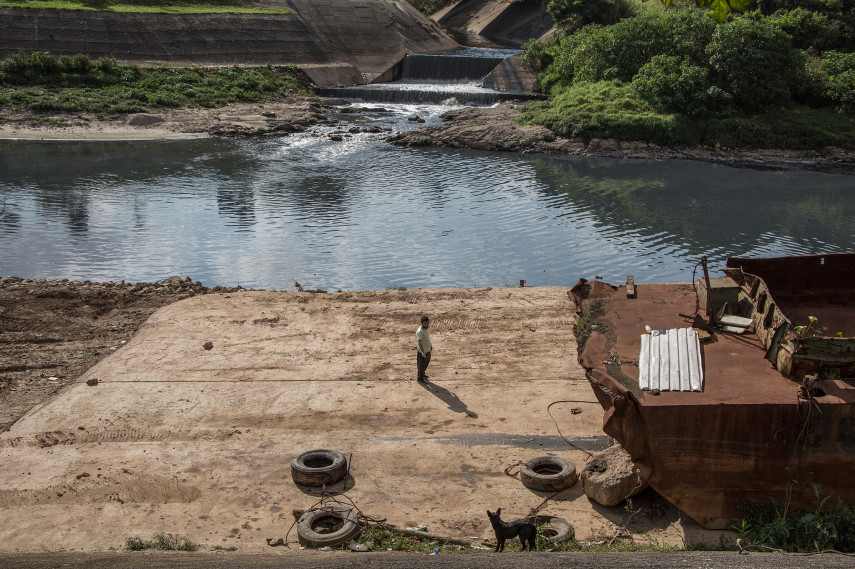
[487,508,536,552]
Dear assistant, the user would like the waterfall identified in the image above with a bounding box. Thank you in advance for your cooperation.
[316,47,543,106]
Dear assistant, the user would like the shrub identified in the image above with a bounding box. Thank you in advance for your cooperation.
[546,0,638,29]
[706,17,802,112]
[521,37,557,74]
[768,8,840,51]
[822,50,855,113]
[631,54,732,116]
[125,533,198,552]
[539,10,716,90]
[518,81,700,145]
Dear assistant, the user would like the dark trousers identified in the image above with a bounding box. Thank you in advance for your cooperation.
[417,351,431,380]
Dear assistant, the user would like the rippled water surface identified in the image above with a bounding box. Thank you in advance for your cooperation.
[1,103,853,290]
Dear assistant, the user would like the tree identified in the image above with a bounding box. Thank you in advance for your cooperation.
[644,0,752,22]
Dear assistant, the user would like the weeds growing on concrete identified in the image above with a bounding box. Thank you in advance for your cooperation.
[0,0,289,14]
[125,532,199,551]
[0,52,312,115]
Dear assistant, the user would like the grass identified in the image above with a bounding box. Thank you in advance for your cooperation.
[0,52,313,115]
[356,526,465,553]
[0,0,290,14]
[353,525,682,553]
[732,485,855,553]
[519,81,855,150]
[125,533,199,551]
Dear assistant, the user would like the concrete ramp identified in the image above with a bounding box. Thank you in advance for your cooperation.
[434,0,554,48]
[0,0,458,86]
[0,287,642,552]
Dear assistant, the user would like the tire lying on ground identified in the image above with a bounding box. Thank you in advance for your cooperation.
[542,516,574,543]
[520,456,577,492]
[297,505,362,547]
[291,449,348,487]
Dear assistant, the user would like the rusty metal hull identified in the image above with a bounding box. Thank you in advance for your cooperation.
[572,266,855,529]
[725,254,855,379]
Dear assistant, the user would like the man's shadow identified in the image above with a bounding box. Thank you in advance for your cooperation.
[419,379,478,418]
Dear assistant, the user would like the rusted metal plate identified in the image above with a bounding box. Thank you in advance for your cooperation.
[639,328,703,391]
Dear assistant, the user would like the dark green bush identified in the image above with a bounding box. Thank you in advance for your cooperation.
[768,7,840,51]
[521,37,557,74]
[706,17,802,112]
[631,54,731,116]
[537,10,716,90]
[546,0,638,29]
[822,50,855,113]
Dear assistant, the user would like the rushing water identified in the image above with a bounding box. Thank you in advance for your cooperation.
[1,102,854,290]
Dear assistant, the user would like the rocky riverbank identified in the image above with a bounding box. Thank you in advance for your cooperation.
[3,96,855,173]
[387,102,855,174]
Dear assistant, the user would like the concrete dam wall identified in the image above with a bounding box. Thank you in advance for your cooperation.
[0,0,458,86]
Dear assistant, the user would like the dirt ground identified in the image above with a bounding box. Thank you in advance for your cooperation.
[0,280,728,553]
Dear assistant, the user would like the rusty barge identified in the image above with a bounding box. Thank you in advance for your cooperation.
[572,253,855,528]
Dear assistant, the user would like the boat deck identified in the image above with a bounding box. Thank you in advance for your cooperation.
[575,280,855,528]
[584,282,855,407]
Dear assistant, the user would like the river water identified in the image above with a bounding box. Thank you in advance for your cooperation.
[1,102,854,291]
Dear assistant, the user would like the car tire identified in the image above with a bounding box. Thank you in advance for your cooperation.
[543,516,574,543]
[291,449,348,487]
[520,456,577,492]
[296,505,362,548]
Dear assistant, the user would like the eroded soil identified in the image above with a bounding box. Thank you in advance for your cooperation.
[0,276,240,432]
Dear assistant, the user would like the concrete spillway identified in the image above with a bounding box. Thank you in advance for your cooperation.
[400,48,510,81]
[317,47,542,106]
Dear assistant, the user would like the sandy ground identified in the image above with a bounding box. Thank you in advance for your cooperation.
[0,285,725,553]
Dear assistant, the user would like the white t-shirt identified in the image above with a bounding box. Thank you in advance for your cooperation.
[417,326,431,355]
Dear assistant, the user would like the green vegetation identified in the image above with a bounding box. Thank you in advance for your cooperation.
[125,533,199,551]
[733,485,855,553]
[356,527,464,552]
[0,0,290,14]
[521,1,855,149]
[0,52,312,115]
[353,525,681,552]
[406,0,455,17]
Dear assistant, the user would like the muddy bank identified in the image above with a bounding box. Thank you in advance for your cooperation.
[0,97,352,140]
[0,276,245,432]
[388,102,855,174]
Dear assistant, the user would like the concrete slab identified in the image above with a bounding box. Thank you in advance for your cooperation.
[0,288,712,552]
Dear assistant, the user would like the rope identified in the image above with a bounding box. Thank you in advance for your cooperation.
[546,399,597,459]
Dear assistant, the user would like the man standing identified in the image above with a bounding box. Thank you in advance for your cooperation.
[416,315,431,382]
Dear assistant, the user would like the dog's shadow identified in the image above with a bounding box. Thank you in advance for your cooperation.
[419,379,478,418]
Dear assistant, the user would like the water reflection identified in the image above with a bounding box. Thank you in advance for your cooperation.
[0,132,853,290]
[530,156,855,268]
